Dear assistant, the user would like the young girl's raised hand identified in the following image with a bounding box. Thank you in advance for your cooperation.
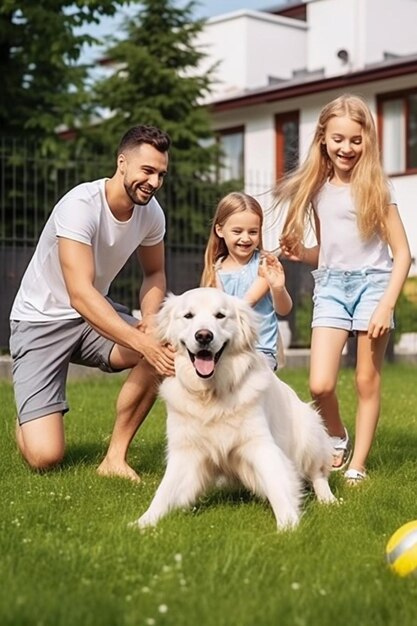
[258,253,293,316]
[259,253,286,289]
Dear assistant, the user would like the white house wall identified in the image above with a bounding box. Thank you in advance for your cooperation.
[198,16,248,96]
[244,14,306,86]
[306,0,417,76]
[392,175,417,271]
[306,0,361,75]
[198,11,306,98]
[364,0,417,64]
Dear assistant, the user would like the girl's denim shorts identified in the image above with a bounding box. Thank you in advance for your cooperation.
[311,268,394,332]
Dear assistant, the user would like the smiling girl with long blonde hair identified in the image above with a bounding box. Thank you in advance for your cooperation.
[275,93,411,484]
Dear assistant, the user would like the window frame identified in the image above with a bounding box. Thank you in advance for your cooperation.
[216,125,245,183]
[377,88,417,177]
[275,110,300,180]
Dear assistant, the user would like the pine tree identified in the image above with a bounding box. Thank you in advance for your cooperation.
[90,0,217,175]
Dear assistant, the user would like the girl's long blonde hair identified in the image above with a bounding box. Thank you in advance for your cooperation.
[275,93,390,249]
[201,192,264,288]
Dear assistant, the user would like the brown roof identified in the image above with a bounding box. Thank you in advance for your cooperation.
[210,54,417,113]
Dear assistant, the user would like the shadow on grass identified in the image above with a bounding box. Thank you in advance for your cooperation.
[61,438,167,474]
[61,441,106,470]
[193,486,258,513]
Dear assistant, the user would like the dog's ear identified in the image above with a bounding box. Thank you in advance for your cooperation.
[233,297,259,349]
[156,292,179,343]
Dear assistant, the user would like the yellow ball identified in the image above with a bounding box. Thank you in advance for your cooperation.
[386,520,417,577]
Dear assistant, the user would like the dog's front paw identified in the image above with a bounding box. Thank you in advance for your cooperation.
[138,511,158,530]
[127,513,155,530]
[127,518,141,530]
[320,492,337,504]
[276,511,300,532]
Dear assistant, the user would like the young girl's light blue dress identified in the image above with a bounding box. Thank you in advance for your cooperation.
[216,250,279,370]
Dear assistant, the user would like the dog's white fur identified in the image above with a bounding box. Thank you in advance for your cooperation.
[135,288,336,531]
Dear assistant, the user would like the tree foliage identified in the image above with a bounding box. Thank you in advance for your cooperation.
[89,0,217,174]
[0,0,127,153]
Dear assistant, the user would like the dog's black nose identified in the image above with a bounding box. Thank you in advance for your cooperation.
[195,329,213,346]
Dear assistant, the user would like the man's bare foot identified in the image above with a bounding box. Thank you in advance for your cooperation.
[97,457,141,482]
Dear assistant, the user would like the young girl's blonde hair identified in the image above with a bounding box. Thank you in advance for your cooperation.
[276,93,390,249]
[201,192,264,288]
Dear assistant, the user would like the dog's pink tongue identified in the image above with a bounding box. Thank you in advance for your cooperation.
[194,354,215,376]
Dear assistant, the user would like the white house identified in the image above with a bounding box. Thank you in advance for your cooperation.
[199,0,417,274]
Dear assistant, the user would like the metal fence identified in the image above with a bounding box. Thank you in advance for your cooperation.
[0,139,311,351]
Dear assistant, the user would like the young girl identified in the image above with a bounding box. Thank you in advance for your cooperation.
[201,191,293,370]
[275,93,411,483]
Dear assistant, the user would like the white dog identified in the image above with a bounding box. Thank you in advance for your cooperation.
[135,288,336,531]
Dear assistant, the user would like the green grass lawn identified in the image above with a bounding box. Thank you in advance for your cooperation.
[1,365,417,626]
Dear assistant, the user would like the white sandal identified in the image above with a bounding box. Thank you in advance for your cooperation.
[344,468,367,485]
[330,427,352,471]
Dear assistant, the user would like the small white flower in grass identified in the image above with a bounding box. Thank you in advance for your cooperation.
[179,578,187,587]
[162,565,171,573]
[65,495,71,500]
[291,582,301,591]
[158,604,168,614]
[141,587,150,594]
[174,553,182,563]
[145,619,155,625]
[319,588,327,596]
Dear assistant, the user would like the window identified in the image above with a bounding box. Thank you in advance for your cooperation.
[275,111,299,180]
[218,127,244,182]
[378,90,417,175]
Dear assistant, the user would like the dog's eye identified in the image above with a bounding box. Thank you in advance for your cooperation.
[184,312,194,319]
[215,312,226,319]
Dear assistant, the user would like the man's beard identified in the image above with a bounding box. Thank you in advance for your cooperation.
[124,181,155,206]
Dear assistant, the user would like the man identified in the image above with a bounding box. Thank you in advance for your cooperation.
[9,125,176,481]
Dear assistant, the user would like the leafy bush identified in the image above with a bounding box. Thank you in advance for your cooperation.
[292,292,313,348]
[395,277,417,340]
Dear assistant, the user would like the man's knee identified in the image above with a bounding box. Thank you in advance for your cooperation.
[18,434,65,470]
[24,446,65,471]
[17,414,65,471]
[130,358,161,389]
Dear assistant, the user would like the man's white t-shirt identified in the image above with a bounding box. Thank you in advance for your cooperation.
[312,181,396,271]
[10,178,165,321]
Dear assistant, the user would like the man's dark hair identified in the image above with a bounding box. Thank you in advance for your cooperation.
[117,125,171,156]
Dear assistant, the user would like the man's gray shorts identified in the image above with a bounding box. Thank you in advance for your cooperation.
[9,299,138,425]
